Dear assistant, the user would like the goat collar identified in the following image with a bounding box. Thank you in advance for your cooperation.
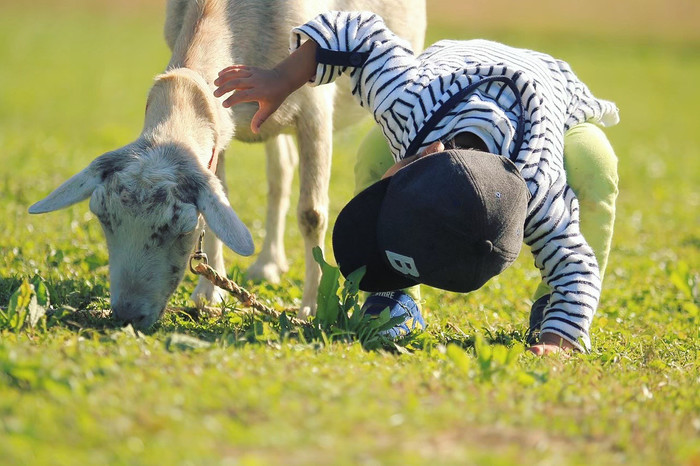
[207,146,219,173]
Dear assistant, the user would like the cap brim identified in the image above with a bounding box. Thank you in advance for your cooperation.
[332,178,418,292]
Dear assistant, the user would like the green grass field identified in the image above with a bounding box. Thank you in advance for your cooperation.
[1,1,699,464]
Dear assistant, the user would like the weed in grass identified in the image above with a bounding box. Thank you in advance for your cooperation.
[1,276,49,333]
[308,247,410,350]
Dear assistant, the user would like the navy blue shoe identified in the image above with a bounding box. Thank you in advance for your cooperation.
[361,291,426,339]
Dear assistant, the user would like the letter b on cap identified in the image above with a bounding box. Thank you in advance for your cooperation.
[385,250,420,278]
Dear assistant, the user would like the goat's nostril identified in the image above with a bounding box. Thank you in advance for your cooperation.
[114,303,150,328]
[133,313,153,329]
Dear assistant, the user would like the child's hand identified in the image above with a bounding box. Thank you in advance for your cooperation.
[527,332,577,357]
[214,40,318,134]
[214,66,291,134]
[382,141,445,179]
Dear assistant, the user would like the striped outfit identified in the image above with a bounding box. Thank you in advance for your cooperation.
[291,11,619,351]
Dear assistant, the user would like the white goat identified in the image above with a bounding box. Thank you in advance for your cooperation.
[29,0,426,328]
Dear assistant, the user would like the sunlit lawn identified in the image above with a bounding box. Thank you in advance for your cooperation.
[0,2,698,464]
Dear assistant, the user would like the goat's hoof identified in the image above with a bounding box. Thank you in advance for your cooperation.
[191,283,226,309]
[296,305,315,321]
[246,260,287,284]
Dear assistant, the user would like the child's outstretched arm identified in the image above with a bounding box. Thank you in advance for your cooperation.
[214,40,318,133]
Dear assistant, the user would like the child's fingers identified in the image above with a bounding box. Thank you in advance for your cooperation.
[214,78,253,97]
[213,65,284,132]
[214,68,253,88]
[527,344,571,358]
[221,89,258,108]
[251,103,277,134]
[420,140,445,156]
[217,65,251,76]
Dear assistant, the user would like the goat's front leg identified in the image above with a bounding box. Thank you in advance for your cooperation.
[247,134,298,284]
[191,150,228,309]
[295,89,334,319]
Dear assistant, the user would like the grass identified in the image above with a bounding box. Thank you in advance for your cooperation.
[1,1,699,464]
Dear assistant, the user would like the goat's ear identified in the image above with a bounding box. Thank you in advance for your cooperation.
[28,150,125,214]
[197,187,255,256]
[29,165,101,214]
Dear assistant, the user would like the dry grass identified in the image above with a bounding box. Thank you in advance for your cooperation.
[2,0,698,41]
[428,0,700,42]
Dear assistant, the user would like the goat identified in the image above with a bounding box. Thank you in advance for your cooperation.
[29,0,426,328]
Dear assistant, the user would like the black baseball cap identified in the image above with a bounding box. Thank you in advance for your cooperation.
[332,149,530,293]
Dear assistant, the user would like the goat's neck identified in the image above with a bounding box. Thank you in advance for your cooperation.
[168,0,231,83]
[165,0,234,150]
[141,70,220,170]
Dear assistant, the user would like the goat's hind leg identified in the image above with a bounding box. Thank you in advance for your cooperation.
[246,134,298,284]
[295,92,334,320]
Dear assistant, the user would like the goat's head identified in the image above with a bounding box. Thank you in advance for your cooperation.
[29,142,254,329]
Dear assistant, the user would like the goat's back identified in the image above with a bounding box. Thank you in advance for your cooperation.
[164,0,426,135]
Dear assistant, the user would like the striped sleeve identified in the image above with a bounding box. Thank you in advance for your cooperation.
[290,11,404,84]
[518,53,616,351]
[524,173,601,351]
[290,11,418,118]
[554,58,620,129]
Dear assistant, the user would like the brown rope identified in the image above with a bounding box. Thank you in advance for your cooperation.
[191,262,313,328]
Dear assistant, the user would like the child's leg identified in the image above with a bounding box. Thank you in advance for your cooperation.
[532,122,619,301]
[354,125,395,193]
[354,125,423,306]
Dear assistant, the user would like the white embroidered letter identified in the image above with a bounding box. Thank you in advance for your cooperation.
[385,251,420,278]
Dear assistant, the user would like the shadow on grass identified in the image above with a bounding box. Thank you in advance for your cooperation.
[0,275,109,310]
[0,273,289,344]
[435,322,529,352]
[48,304,532,353]
[3,275,529,353]
[49,303,280,349]
[0,276,22,305]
